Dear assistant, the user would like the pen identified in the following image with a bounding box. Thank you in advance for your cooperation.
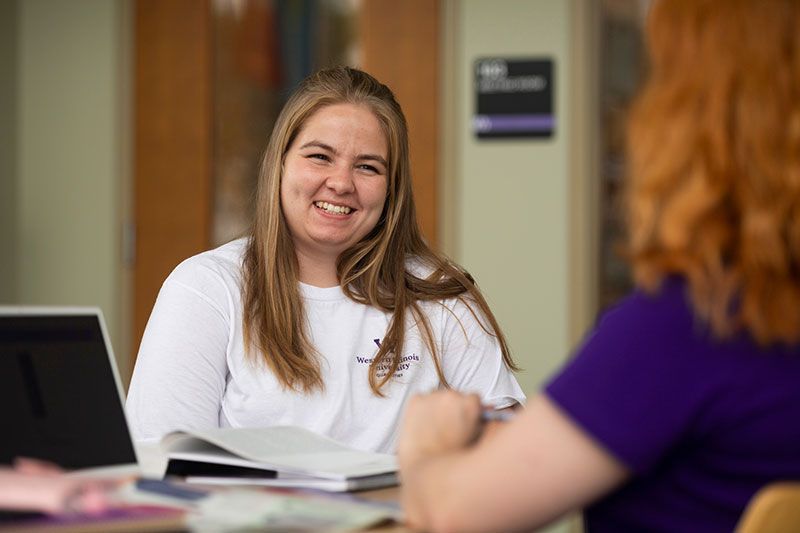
[134,478,209,502]
[481,408,515,422]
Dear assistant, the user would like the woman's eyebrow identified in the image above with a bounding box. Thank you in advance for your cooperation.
[358,154,388,168]
[298,140,336,153]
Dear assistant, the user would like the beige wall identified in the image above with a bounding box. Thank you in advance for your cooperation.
[3,0,131,383]
[442,0,581,396]
[442,3,594,531]
[0,0,19,303]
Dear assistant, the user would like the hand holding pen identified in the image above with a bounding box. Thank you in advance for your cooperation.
[398,391,520,471]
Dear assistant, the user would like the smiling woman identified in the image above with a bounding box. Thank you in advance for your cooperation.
[125,66,525,453]
[281,103,389,285]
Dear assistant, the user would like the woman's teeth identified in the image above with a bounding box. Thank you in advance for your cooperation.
[315,201,352,214]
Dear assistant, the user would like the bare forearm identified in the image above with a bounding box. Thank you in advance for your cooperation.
[398,394,630,532]
[400,438,549,533]
[401,450,484,532]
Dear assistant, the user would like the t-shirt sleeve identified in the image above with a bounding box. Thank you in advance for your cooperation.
[437,296,526,408]
[545,288,706,473]
[126,258,232,444]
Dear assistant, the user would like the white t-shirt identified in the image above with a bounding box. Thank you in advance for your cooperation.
[126,239,525,453]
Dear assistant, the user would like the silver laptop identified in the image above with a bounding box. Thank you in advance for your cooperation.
[0,306,140,475]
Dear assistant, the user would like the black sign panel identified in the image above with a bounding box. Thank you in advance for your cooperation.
[473,58,554,139]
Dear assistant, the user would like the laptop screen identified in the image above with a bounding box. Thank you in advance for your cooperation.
[0,310,137,469]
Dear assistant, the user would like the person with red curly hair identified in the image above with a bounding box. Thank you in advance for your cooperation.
[397,1,800,531]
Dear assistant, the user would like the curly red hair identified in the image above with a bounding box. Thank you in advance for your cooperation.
[625,0,800,344]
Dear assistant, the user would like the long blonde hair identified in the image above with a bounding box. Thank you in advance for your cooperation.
[242,66,518,393]
[625,0,800,344]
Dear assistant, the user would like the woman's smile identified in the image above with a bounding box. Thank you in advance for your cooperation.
[313,200,353,215]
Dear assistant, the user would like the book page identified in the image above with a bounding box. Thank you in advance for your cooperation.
[161,426,396,478]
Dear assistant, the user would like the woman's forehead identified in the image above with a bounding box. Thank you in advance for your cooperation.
[290,103,390,154]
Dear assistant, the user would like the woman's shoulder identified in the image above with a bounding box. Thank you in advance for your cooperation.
[166,238,248,287]
[405,255,435,278]
[402,255,483,318]
[404,253,467,281]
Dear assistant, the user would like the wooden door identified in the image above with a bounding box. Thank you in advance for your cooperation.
[133,0,213,365]
[360,0,440,251]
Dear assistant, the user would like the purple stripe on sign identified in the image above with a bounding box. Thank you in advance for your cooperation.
[473,114,554,133]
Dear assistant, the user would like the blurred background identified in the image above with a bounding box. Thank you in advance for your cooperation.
[0,0,648,399]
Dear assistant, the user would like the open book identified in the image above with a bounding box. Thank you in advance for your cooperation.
[160,426,398,492]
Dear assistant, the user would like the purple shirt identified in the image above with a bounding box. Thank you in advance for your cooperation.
[546,277,800,532]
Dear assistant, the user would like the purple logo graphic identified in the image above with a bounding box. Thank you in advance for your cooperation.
[356,339,419,380]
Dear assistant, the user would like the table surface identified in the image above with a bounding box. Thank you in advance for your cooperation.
[0,445,413,533]
[0,482,410,533]
[141,444,413,532]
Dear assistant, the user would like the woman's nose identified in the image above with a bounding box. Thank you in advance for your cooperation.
[325,165,355,194]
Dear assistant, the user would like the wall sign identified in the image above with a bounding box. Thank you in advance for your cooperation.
[473,58,554,139]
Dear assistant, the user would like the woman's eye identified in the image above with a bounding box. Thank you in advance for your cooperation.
[358,164,379,173]
[309,153,329,162]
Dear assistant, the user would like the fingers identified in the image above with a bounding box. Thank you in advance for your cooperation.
[398,390,485,469]
[13,457,65,476]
